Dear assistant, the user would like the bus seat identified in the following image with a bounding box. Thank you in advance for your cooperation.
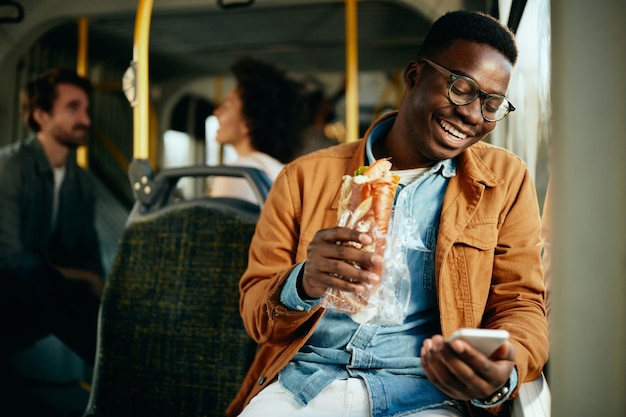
[82,165,270,417]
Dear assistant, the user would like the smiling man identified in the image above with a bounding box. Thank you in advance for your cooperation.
[229,10,548,417]
[0,68,103,367]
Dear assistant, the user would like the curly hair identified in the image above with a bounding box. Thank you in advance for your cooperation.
[20,68,92,132]
[418,10,518,65]
[231,57,307,163]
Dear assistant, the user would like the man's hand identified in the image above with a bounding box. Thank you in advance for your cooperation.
[420,334,515,400]
[300,227,383,299]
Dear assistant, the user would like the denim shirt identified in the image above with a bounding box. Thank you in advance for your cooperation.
[279,116,467,416]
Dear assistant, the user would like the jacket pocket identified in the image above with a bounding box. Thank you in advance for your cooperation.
[455,221,498,250]
[452,222,498,300]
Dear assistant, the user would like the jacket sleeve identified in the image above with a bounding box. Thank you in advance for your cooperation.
[239,167,324,345]
[0,156,43,269]
[486,164,548,386]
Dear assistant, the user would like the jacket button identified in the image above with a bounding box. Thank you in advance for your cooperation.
[257,376,266,385]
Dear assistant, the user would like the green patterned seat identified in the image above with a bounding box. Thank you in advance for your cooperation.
[83,202,258,417]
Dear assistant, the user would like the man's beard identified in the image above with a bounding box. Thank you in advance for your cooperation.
[58,125,90,148]
[65,141,81,150]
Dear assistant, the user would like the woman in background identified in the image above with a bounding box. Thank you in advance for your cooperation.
[209,57,307,204]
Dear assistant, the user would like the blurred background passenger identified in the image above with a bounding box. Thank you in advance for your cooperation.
[294,86,338,158]
[0,68,103,367]
[209,57,307,204]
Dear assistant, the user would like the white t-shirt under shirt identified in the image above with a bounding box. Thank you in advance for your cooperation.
[51,165,66,230]
[209,151,284,204]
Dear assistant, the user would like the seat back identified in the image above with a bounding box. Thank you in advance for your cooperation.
[84,166,267,417]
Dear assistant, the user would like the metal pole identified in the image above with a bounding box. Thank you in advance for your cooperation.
[76,17,89,167]
[345,0,358,142]
[132,0,153,160]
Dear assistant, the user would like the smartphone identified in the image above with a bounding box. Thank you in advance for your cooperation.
[448,328,510,356]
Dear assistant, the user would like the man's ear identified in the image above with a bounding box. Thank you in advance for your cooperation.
[32,108,48,126]
[403,61,420,90]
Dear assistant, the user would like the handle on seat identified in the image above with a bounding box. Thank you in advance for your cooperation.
[155,164,272,207]
[129,160,272,214]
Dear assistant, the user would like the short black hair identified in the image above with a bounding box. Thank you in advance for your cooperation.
[418,10,518,65]
[232,57,307,163]
[20,68,92,132]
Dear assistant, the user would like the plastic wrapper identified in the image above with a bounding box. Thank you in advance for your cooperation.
[323,159,411,325]
[355,199,430,325]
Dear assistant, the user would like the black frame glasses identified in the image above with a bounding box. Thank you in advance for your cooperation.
[419,58,515,122]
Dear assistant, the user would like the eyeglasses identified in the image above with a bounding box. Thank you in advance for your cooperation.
[419,58,515,122]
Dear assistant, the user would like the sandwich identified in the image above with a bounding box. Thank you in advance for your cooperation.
[324,158,401,314]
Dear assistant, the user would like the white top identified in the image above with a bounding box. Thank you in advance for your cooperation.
[51,165,66,230]
[209,151,284,204]
[392,166,429,185]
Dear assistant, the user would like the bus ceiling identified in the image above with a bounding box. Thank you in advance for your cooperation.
[218,0,254,9]
[0,0,24,24]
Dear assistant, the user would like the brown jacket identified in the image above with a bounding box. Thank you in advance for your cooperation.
[227,113,548,416]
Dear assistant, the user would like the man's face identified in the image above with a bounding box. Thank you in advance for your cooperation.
[38,83,91,148]
[400,39,513,166]
[213,87,250,148]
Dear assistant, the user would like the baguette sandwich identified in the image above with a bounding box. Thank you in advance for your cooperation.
[324,158,401,314]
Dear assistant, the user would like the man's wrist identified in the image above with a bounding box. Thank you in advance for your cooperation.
[295,264,308,299]
[477,378,511,406]
[471,366,517,408]
[279,262,322,312]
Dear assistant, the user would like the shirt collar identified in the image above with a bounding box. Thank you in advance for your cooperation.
[364,113,456,178]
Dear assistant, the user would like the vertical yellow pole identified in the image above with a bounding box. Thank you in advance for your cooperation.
[345,0,359,142]
[76,17,89,167]
[133,0,153,160]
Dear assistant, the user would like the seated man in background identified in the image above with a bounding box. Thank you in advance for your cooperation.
[0,68,104,368]
[228,10,548,417]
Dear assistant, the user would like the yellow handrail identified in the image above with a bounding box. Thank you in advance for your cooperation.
[76,17,89,167]
[345,0,359,143]
[76,17,89,78]
[132,0,153,160]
